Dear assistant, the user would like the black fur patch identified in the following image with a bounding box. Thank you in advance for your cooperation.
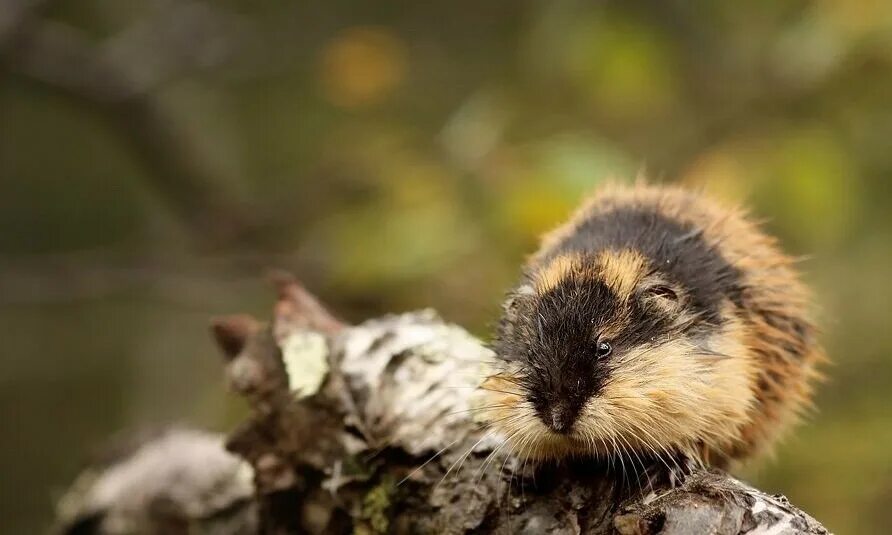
[525,275,618,432]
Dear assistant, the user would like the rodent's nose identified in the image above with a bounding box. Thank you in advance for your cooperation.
[545,403,576,434]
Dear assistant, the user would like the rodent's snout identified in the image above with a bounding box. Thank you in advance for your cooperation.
[537,401,578,435]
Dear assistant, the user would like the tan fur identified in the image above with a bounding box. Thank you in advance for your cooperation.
[484,181,826,469]
[597,249,649,301]
[534,254,582,294]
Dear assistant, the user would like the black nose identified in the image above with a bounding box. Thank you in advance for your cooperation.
[543,402,576,434]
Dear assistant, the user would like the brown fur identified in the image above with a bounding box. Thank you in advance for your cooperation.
[481,182,826,470]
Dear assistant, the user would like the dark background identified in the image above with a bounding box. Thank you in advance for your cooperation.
[2,1,891,533]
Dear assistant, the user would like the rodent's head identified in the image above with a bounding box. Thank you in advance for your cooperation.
[483,249,755,463]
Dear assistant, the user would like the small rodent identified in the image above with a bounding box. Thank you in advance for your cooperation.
[482,182,825,470]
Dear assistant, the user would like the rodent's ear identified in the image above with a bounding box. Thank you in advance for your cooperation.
[643,284,678,301]
[503,284,534,313]
[638,282,683,313]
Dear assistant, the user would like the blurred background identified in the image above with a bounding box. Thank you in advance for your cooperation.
[1,0,890,532]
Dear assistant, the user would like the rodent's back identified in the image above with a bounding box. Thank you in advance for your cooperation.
[528,183,825,465]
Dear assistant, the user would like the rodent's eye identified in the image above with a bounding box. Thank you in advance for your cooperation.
[595,340,612,359]
[646,285,678,301]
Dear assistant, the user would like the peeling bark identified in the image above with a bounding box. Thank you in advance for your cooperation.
[55,428,256,535]
[56,276,830,535]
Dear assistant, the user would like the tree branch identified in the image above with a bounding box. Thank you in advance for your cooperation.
[1,2,263,246]
[55,274,830,534]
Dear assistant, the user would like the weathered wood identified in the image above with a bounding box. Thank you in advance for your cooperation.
[55,428,256,535]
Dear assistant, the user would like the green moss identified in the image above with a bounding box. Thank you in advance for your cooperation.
[355,475,395,535]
